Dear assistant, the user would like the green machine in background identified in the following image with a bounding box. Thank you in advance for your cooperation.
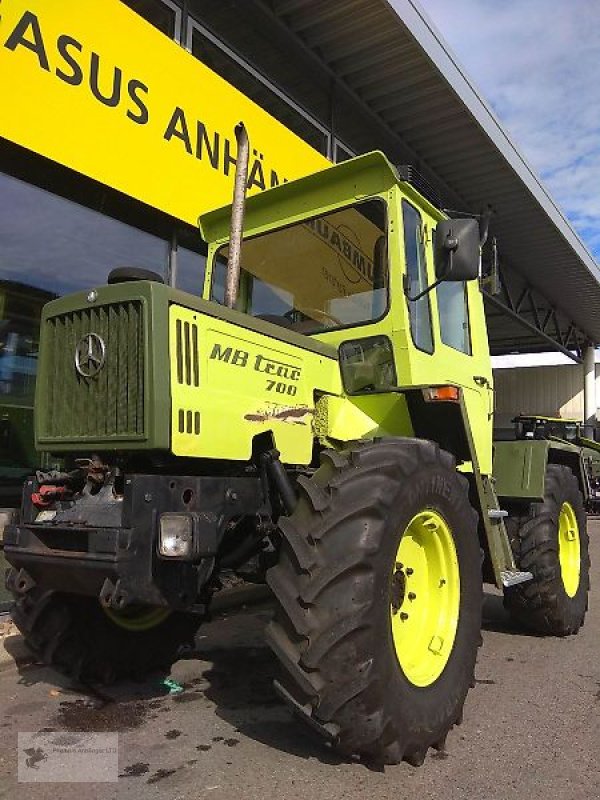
[0,280,55,501]
[512,414,600,514]
[0,280,55,609]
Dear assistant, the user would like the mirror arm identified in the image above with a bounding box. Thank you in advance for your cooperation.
[479,205,493,247]
[404,252,452,302]
[479,237,501,296]
[404,275,444,303]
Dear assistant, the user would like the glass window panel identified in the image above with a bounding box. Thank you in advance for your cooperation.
[339,336,397,394]
[175,248,206,296]
[437,280,472,354]
[173,228,207,295]
[0,172,169,485]
[334,141,356,163]
[0,174,168,297]
[402,200,433,353]
[211,200,387,333]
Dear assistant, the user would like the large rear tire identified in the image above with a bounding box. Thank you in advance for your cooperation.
[504,464,589,635]
[266,439,482,765]
[11,588,202,683]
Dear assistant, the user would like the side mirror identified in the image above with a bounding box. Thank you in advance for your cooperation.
[434,219,480,281]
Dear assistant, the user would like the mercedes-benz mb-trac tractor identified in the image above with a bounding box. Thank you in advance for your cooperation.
[3,146,590,766]
[513,414,600,513]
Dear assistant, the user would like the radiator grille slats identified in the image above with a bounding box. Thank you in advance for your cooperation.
[41,301,145,440]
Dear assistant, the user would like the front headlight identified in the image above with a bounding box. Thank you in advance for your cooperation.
[339,335,397,394]
[0,508,17,542]
[158,513,194,559]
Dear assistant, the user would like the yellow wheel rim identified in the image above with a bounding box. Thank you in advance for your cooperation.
[103,606,171,632]
[558,501,580,598]
[390,510,460,687]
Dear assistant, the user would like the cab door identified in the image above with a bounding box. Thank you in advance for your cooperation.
[398,196,493,475]
[431,272,493,475]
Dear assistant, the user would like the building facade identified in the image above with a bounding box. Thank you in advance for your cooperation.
[494,363,600,426]
[1,0,361,501]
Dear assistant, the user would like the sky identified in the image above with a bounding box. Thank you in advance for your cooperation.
[416,0,600,262]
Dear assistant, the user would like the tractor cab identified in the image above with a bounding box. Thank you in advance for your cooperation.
[199,150,492,470]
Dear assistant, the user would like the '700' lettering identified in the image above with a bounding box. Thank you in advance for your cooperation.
[210,343,301,395]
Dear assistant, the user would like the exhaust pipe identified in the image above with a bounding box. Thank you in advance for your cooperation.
[224,122,250,309]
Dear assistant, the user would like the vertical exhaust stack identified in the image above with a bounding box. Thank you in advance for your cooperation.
[224,122,250,309]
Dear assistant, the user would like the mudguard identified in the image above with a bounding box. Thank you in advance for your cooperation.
[494,439,589,503]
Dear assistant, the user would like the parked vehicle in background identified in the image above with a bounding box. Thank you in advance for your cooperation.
[514,414,600,514]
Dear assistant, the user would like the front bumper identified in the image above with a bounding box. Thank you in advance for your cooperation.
[3,473,264,610]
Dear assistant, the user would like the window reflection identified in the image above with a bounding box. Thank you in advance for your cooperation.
[0,173,169,296]
[175,247,206,295]
[173,228,207,295]
[334,141,356,163]
[0,281,52,401]
[0,172,169,483]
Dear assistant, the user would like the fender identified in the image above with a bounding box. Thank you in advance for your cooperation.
[317,385,522,589]
[493,439,589,503]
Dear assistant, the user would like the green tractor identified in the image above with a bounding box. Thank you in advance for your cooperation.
[513,414,600,514]
[3,146,590,765]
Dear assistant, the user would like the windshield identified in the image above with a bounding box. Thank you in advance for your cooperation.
[211,199,387,333]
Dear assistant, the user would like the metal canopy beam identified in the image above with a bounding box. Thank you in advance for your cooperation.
[482,256,587,362]
[244,0,470,212]
[201,0,599,359]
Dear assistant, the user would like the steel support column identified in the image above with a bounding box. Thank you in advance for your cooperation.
[583,344,596,435]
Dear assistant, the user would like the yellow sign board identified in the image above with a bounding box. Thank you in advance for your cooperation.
[0,0,329,226]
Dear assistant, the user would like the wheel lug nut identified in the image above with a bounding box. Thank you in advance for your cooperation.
[408,592,416,601]
[396,562,403,570]
[400,612,409,621]
[406,568,414,576]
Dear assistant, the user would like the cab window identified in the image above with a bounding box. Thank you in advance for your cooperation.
[402,200,433,353]
[211,200,388,334]
[436,280,472,354]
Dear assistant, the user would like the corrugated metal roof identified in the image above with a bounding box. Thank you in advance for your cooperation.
[265,0,600,350]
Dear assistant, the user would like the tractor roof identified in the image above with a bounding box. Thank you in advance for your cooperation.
[198,151,442,244]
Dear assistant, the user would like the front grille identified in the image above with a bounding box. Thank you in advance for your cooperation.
[40,301,145,440]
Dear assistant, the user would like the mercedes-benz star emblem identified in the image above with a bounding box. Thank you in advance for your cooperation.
[74,333,106,378]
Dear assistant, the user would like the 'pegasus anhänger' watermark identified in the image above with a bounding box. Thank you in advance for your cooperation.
[18,732,118,782]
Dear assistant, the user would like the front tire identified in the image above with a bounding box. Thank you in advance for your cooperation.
[11,588,202,683]
[504,464,589,635]
[266,439,482,765]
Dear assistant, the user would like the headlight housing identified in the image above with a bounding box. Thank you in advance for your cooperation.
[339,335,397,394]
[158,513,195,559]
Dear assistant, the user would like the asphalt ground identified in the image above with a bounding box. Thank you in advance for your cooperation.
[1,521,600,800]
